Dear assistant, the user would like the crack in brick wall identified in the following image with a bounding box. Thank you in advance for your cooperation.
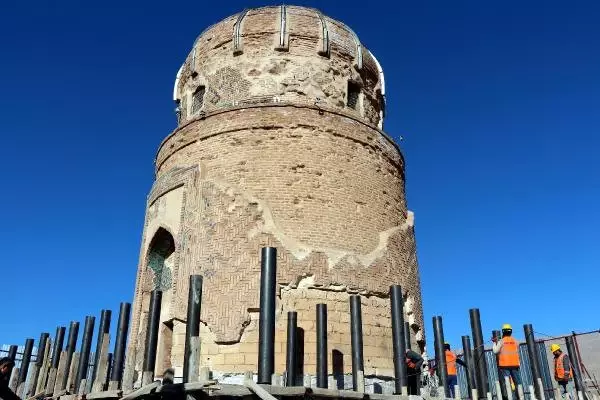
[124,6,423,384]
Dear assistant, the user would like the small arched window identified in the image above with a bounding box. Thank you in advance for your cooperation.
[347,81,361,110]
[174,100,182,125]
[191,86,206,114]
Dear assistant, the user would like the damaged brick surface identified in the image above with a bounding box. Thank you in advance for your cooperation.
[124,6,423,384]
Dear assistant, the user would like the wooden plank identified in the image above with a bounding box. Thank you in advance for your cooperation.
[78,379,87,396]
[356,371,365,394]
[36,339,53,395]
[53,351,68,393]
[92,333,111,393]
[303,375,311,387]
[327,376,335,390]
[199,366,210,382]
[270,374,283,387]
[45,368,58,396]
[17,372,27,398]
[9,367,20,391]
[121,359,135,392]
[120,381,160,400]
[25,390,48,400]
[262,385,306,396]
[205,383,252,397]
[243,379,278,400]
[25,364,39,397]
[368,394,405,400]
[156,380,218,393]
[188,336,201,383]
[141,371,154,387]
[16,381,25,397]
[309,387,366,399]
[86,389,122,400]
[52,388,67,398]
[66,352,80,393]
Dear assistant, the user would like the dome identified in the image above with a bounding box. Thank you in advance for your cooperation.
[172,6,386,128]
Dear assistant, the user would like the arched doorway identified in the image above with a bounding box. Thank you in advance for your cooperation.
[146,227,176,378]
[147,227,175,291]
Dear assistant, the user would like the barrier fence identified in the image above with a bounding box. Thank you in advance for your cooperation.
[1,247,598,400]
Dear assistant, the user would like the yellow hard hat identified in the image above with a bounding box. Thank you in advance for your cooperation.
[551,344,561,353]
[502,324,513,330]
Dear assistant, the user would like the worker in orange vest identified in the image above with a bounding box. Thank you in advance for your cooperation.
[551,344,572,397]
[444,343,467,398]
[492,324,522,399]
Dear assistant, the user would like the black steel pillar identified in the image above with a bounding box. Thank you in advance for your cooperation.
[433,316,450,398]
[7,345,18,361]
[285,311,298,386]
[258,247,277,384]
[470,308,489,398]
[105,353,113,388]
[404,322,412,351]
[143,290,162,377]
[51,326,66,369]
[75,316,95,392]
[183,275,203,383]
[110,302,131,387]
[316,303,328,389]
[92,310,112,383]
[524,324,543,400]
[462,335,476,395]
[390,285,408,394]
[36,333,50,367]
[565,336,584,397]
[65,322,80,360]
[18,338,34,385]
[350,295,364,391]
[60,321,79,389]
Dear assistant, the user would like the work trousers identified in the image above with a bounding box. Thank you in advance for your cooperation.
[447,374,458,398]
[557,380,575,399]
[407,368,420,395]
[500,368,522,400]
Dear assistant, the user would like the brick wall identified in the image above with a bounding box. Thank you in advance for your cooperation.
[124,6,423,386]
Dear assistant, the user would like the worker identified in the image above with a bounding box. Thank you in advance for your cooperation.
[492,324,522,400]
[406,349,424,396]
[551,344,572,397]
[0,357,21,400]
[445,343,467,398]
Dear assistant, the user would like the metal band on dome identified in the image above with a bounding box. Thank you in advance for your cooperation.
[333,19,363,69]
[279,5,287,48]
[367,49,386,128]
[190,48,197,74]
[314,9,330,56]
[173,65,183,101]
[233,9,249,54]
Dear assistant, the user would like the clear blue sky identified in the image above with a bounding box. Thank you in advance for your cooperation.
[1,0,599,354]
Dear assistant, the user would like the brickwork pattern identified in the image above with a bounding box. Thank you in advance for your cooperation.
[175,6,383,128]
[125,6,423,384]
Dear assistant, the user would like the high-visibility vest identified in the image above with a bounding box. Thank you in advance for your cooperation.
[555,353,573,380]
[446,350,457,375]
[498,336,520,367]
